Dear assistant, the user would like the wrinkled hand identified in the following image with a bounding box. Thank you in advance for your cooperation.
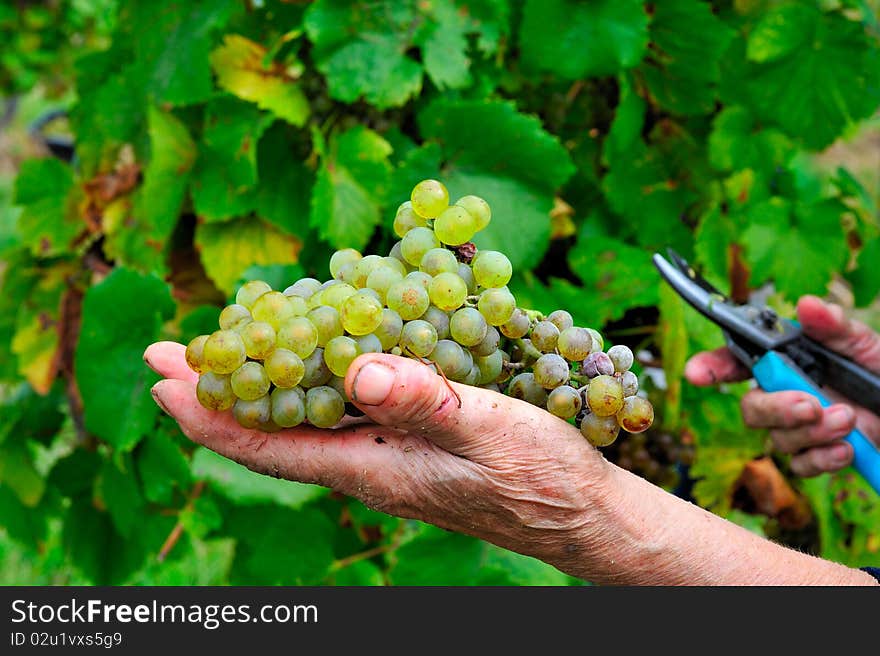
[684,295,880,478]
[144,341,614,576]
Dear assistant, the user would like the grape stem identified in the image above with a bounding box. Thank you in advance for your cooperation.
[513,338,543,362]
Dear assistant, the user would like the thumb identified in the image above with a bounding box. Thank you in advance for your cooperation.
[344,352,554,460]
[798,295,880,373]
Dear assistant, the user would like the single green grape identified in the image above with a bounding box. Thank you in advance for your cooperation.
[533,353,570,389]
[306,305,344,347]
[500,309,531,339]
[507,372,548,407]
[235,280,272,309]
[470,325,500,357]
[399,319,438,358]
[394,200,428,237]
[324,336,362,378]
[386,279,430,321]
[548,309,574,332]
[607,344,635,372]
[419,247,458,276]
[271,387,306,428]
[251,291,297,330]
[355,333,383,354]
[421,305,451,340]
[586,374,624,417]
[472,251,512,289]
[329,248,362,280]
[411,179,449,219]
[400,227,441,267]
[185,334,209,373]
[231,361,271,401]
[530,320,559,353]
[449,307,488,347]
[557,327,593,362]
[428,339,471,381]
[546,385,582,419]
[275,316,318,359]
[457,263,476,295]
[196,372,235,410]
[434,205,476,246]
[300,347,332,388]
[428,271,468,312]
[616,396,654,433]
[305,386,346,428]
[283,278,322,300]
[203,329,247,374]
[455,195,491,233]
[366,265,404,304]
[580,411,620,447]
[372,308,404,350]
[340,291,384,335]
[474,349,503,385]
[219,304,252,332]
[477,287,516,326]
[351,254,385,289]
[233,395,271,430]
[264,348,305,388]
[320,283,358,311]
[239,321,276,360]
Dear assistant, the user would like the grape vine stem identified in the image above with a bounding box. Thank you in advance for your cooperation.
[156,480,206,562]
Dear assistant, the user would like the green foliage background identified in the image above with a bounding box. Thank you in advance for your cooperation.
[1,0,879,585]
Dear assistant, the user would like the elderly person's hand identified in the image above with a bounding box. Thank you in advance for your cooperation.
[684,295,880,478]
[145,340,877,585]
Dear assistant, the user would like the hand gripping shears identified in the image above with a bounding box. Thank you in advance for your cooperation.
[653,248,880,495]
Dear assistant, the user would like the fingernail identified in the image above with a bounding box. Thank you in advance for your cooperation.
[826,406,853,432]
[830,442,851,467]
[351,362,396,406]
[793,400,817,422]
[151,383,171,416]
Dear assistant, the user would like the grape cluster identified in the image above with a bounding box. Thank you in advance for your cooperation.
[184,179,655,445]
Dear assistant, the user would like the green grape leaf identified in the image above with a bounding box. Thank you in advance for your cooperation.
[196,216,302,294]
[210,34,310,126]
[11,261,75,395]
[846,236,880,307]
[190,96,275,222]
[98,455,145,539]
[105,106,197,275]
[330,560,386,586]
[136,430,193,506]
[310,126,392,251]
[693,204,740,290]
[478,545,573,585]
[566,223,660,325]
[180,496,223,539]
[418,99,576,270]
[388,142,443,212]
[227,504,336,584]
[254,124,314,237]
[389,525,486,585]
[0,485,49,550]
[707,106,795,174]
[0,441,45,507]
[234,264,305,298]
[13,158,83,257]
[0,382,65,447]
[518,0,648,79]
[740,5,880,150]
[304,0,423,108]
[191,447,329,509]
[47,449,101,500]
[640,0,734,116]
[74,268,176,451]
[742,197,849,298]
[128,0,240,106]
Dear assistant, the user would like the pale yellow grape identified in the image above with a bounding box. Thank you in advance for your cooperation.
[196,372,235,410]
[264,348,305,388]
[324,335,362,377]
[185,334,209,373]
[434,205,476,246]
[366,265,403,304]
[231,361,271,401]
[428,271,468,312]
[399,319,438,358]
[271,387,305,427]
[580,412,620,447]
[219,304,252,332]
[252,291,297,330]
[321,282,358,310]
[233,395,271,429]
[373,309,404,350]
[383,256,407,277]
[457,263,476,294]
[421,305,451,340]
[341,291,384,335]
[557,327,593,362]
[203,329,247,374]
[306,305,344,347]
[394,201,427,237]
[455,195,491,232]
[276,316,318,359]
[235,280,272,309]
[548,309,574,332]
[530,320,559,353]
[283,278,322,300]
[616,396,654,433]
[586,374,624,417]
[351,254,385,289]
[239,321,276,360]
[330,248,362,279]
[420,247,458,276]
[400,227,441,266]
[449,307,488,347]
[411,179,449,219]
[305,386,346,428]
[533,353,570,389]
[386,279,430,320]
[406,270,433,290]
[546,385,582,419]
[500,309,530,339]
[477,287,516,325]
[472,251,512,288]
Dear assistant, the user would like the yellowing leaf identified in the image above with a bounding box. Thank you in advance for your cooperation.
[210,34,309,127]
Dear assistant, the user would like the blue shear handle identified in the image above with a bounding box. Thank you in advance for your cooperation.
[753,351,880,495]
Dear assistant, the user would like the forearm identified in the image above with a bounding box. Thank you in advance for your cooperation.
[560,463,878,586]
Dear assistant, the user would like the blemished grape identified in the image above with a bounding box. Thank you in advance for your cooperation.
[196,372,235,410]
[533,353,570,389]
[189,178,654,438]
[583,352,615,378]
[411,179,449,219]
[472,251,512,289]
[271,387,305,428]
[546,385,582,419]
[434,205,476,246]
[264,348,305,388]
[306,386,346,428]
[580,411,620,447]
[235,280,272,309]
[607,344,634,373]
[185,334,209,374]
[219,304,252,332]
[324,335,362,377]
[231,361,271,401]
[399,319,439,358]
[586,374,624,417]
[203,330,247,374]
[617,396,654,433]
[455,195,491,232]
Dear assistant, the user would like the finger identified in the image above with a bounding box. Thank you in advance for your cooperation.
[684,348,751,386]
[797,295,880,373]
[768,404,857,454]
[740,389,822,429]
[150,378,450,504]
[344,353,587,461]
[789,441,853,477]
[144,341,199,384]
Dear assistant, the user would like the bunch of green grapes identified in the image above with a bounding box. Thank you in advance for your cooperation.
[184,179,655,446]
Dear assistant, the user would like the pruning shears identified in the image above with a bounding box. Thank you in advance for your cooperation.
[653,248,880,495]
